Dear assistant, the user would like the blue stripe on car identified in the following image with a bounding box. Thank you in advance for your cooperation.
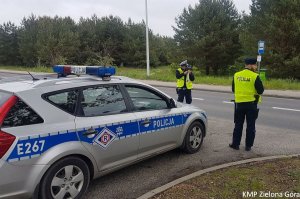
[7,113,192,162]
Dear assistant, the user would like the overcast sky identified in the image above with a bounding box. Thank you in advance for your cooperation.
[0,0,252,37]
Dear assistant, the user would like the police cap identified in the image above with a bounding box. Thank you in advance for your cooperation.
[180,60,188,66]
[245,58,257,65]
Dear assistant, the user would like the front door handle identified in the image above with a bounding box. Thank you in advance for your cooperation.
[141,119,151,126]
[83,128,98,136]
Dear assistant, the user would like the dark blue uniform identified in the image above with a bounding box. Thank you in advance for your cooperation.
[230,74,264,151]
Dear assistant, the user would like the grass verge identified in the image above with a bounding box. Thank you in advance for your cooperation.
[152,157,300,199]
[1,65,299,90]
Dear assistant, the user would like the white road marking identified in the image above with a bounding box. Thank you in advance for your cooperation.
[193,98,204,101]
[223,101,234,104]
[272,107,300,112]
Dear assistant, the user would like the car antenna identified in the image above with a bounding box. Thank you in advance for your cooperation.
[27,71,39,81]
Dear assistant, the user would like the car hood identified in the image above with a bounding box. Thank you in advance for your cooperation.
[176,102,204,112]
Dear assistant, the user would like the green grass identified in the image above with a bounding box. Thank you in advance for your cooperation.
[263,78,300,90]
[1,65,300,90]
[117,66,233,85]
[152,157,300,199]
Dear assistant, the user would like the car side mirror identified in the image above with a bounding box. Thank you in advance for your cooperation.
[168,98,176,108]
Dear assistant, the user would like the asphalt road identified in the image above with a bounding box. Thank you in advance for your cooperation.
[0,72,19,78]
[158,87,300,131]
[1,72,299,199]
[0,72,56,82]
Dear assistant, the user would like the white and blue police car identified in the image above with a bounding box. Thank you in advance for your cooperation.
[0,65,207,199]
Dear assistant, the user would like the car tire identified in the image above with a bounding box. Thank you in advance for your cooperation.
[39,156,90,199]
[181,121,204,154]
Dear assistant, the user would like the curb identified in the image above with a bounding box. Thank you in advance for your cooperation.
[149,84,300,100]
[137,154,300,199]
[149,84,230,93]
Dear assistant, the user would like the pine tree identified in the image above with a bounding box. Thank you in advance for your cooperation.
[0,22,21,65]
[246,0,300,79]
[174,0,241,75]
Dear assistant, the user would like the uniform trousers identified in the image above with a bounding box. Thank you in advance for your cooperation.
[177,88,192,104]
[232,102,258,147]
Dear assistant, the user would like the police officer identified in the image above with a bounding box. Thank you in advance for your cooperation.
[229,58,264,151]
[176,60,195,104]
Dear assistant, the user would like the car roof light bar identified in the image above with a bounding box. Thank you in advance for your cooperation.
[53,65,116,80]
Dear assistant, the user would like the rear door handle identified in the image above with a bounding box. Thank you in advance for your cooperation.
[83,128,98,136]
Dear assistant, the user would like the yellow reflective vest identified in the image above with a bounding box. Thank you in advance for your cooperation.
[176,68,193,89]
[234,69,262,103]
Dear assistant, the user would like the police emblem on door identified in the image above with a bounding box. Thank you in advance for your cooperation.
[93,128,117,148]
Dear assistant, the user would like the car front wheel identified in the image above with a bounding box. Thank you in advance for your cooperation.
[181,121,204,154]
[39,156,90,199]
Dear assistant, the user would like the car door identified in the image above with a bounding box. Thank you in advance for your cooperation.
[124,84,184,158]
[75,84,139,172]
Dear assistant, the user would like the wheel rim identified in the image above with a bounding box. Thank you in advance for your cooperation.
[189,126,202,149]
[50,165,84,199]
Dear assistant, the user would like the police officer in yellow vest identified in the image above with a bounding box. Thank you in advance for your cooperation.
[176,60,195,104]
[229,58,264,151]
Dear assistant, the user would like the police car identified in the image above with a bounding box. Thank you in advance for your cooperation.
[0,65,207,199]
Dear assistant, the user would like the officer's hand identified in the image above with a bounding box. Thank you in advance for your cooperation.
[184,71,188,75]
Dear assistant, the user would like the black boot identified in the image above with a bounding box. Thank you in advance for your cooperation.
[245,146,251,151]
[229,144,239,150]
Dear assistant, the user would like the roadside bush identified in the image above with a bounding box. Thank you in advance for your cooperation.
[169,63,179,72]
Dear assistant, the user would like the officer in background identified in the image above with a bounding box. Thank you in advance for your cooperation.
[176,60,195,104]
[229,58,264,151]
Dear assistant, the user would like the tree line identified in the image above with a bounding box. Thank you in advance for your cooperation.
[0,0,299,79]
[0,15,176,68]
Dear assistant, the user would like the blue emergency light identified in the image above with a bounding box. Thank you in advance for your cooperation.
[53,65,116,80]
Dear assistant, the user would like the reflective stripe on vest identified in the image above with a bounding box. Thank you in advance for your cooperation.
[234,69,261,103]
[176,68,193,89]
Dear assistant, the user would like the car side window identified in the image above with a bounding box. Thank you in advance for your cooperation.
[2,99,44,128]
[125,85,168,111]
[81,85,127,117]
[45,90,78,114]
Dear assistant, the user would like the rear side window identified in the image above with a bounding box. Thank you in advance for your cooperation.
[2,98,44,128]
[44,90,78,115]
